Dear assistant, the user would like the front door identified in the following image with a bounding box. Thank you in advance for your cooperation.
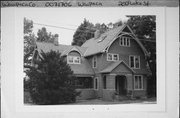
[115,75,126,95]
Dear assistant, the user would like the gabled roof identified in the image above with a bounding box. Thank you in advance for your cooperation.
[100,61,135,73]
[36,42,87,56]
[82,24,149,57]
[35,42,94,76]
[82,25,126,56]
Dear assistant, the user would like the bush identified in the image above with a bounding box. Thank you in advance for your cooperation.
[24,50,80,105]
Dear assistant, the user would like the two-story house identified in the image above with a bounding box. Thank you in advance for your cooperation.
[32,24,151,101]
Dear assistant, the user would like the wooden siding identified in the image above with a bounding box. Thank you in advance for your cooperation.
[108,37,147,74]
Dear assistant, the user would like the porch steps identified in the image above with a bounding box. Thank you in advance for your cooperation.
[114,95,130,101]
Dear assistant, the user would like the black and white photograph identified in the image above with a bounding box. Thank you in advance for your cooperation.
[1,5,179,118]
[23,9,157,105]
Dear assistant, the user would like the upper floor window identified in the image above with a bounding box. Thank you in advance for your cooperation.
[92,56,97,68]
[107,53,119,61]
[119,36,130,47]
[67,56,81,64]
[129,55,140,69]
[134,75,143,90]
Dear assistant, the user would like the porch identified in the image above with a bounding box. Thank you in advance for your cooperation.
[74,76,98,100]
[100,61,146,101]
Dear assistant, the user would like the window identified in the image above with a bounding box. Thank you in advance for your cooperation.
[107,53,119,61]
[103,76,106,89]
[75,77,93,89]
[119,36,130,47]
[129,55,140,69]
[94,77,99,90]
[92,56,97,68]
[134,75,143,90]
[67,56,81,64]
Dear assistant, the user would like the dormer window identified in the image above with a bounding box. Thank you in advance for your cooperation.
[67,56,81,64]
[119,36,130,47]
[107,53,119,61]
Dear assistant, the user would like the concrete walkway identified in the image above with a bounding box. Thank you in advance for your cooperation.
[67,97,156,105]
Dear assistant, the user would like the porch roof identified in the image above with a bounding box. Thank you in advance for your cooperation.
[69,57,95,76]
[100,61,135,73]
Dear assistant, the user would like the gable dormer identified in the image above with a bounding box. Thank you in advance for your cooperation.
[66,47,82,64]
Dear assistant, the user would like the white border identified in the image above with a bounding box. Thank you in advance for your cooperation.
[2,7,177,117]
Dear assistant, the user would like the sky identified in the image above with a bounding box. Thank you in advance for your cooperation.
[23,8,129,45]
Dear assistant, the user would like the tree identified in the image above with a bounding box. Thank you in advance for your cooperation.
[127,16,156,97]
[37,27,58,43]
[25,50,80,104]
[24,18,36,68]
[72,19,109,46]
[72,19,95,46]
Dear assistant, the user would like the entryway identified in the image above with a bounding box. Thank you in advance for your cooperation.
[115,75,127,95]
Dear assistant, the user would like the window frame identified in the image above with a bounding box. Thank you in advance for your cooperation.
[134,75,143,90]
[119,36,130,47]
[107,53,119,61]
[129,55,140,69]
[67,56,81,64]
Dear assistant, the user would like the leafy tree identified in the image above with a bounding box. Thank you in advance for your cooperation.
[37,27,58,43]
[24,18,36,68]
[72,19,109,46]
[127,16,156,97]
[72,19,95,46]
[25,50,80,104]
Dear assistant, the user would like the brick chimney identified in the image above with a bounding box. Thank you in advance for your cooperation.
[94,30,101,39]
[54,34,59,45]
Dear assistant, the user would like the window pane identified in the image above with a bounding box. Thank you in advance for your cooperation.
[135,56,140,68]
[113,54,118,61]
[134,76,138,89]
[68,56,73,63]
[103,76,106,89]
[74,57,80,64]
[130,56,134,67]
[127,38,130,46]
[123,37,126,45]
[119,38,123,45]
[139,77,142,89]
[95,78,98,89]
[108,54,112,60]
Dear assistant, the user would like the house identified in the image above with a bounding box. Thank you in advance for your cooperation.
[32,24,151,101]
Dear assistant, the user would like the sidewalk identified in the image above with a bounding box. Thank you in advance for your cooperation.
[67,97,156,105]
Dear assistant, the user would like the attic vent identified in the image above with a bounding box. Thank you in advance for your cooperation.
[98,35,107,43]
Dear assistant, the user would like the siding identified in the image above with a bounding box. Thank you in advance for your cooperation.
[108,36,147,74]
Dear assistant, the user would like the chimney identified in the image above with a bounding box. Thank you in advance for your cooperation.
[54,34,59,45]
[94,30,101,39]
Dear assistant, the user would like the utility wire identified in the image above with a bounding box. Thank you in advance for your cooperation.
[34,22,76,31]
[33,22,156,43]
[34,22,95,34]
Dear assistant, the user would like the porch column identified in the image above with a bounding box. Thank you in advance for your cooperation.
[126,74,133,90]
[102,74,116,101]
[106,74,116,89]
[126,74,133,97]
